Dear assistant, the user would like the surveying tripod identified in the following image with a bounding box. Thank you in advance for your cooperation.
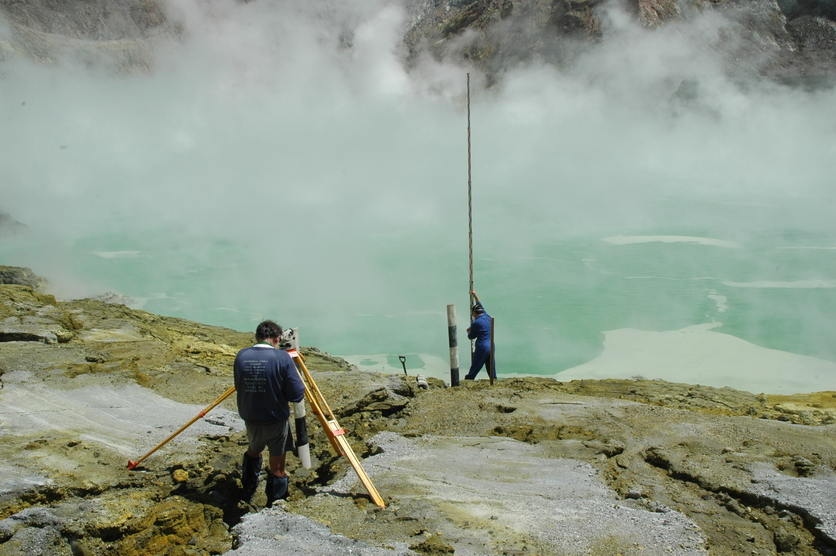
[128,329,385,508]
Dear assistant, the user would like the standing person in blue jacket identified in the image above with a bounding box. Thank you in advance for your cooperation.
[234,320,306,507]
[465,290,494,380]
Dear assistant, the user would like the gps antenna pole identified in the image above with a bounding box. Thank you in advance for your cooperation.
[467,72,474,310]
[127,385,236,470]
[466,73,480,369]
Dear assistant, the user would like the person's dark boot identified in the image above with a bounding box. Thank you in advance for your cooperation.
[240,452,262,501]
[265,474,289,508]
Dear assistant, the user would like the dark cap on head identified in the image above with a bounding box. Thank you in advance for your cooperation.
[472,305,485,315]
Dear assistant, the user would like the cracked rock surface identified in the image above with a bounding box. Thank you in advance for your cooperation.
[1,269,835,555]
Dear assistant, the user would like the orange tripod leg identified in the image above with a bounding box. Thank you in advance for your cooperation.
[289,351,385,508]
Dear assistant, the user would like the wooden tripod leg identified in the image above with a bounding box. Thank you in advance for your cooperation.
[307,388,344,455]
[291,352,385,508]
[296,354,339,421]
[292,359,343,455]
[331,426,386,508]
[128,386,237,470]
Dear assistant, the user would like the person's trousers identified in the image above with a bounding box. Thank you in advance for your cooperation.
[465,343,491,379]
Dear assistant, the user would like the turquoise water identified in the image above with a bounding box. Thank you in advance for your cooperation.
[2,3,835,388]
[3,221,833,379]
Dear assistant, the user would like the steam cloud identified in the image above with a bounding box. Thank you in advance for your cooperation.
[1,0,834,379]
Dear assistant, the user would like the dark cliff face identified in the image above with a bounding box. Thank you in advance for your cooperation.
[401,0,836,81]
[0,0,834,79]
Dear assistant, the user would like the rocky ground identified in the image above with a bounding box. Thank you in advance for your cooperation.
[2,1,835,553]
[2,0,835,81]
[1,266,836,555]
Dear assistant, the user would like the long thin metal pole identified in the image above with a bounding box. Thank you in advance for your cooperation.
[467,73,474,307]
[466,73,478,370]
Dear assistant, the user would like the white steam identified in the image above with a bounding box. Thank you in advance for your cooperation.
[1,0,834,380]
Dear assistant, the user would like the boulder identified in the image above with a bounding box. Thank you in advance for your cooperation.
[0,266,46,292]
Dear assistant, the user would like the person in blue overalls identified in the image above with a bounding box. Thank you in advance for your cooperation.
[465,290,494,380]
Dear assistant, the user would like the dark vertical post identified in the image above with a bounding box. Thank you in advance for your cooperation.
[489,316,496,384]
[447,304,460,386]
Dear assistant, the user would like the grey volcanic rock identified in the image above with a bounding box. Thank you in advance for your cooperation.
[0,0,177,70]
[0,0,168,40]
[230,431,709,555]
[748,462,836,546]
[1,273,836,553]
[0,212,28,239]
[402,0,836,80]
[1,0,834,79]
[0,270,77,343]
[0,266,45,291]
[230,506,414,556]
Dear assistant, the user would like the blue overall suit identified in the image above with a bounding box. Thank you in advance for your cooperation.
[465,301,493,379]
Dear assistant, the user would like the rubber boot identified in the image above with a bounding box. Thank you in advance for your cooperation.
[265,474,289,508]
[241,452,262,501]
